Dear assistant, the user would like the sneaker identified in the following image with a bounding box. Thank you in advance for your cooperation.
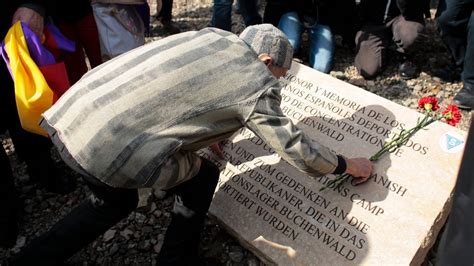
[453,86,474,110]
[399,60,418,80]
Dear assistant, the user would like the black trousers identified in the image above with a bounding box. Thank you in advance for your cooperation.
[238,0,262,27]
[157,0,173,22]
[0,147,20,248]
[354,15,424,79]
[0,57,54,248]
[11,158,220,266]
[263,0,290,27]
[438,0,474,88]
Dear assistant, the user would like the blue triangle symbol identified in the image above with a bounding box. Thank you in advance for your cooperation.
[446,134,464,150]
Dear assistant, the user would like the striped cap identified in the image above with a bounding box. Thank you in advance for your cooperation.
[239,24,293,69]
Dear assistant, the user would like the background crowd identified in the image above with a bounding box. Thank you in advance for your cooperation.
[1,0,473,265]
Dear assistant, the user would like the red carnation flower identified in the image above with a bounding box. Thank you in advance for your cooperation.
[321,96,463,192]
[418,97,439,111]
[442,104,462,126]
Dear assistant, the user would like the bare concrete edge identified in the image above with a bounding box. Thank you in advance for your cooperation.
[410,192,454,266]
[207,213,276,265]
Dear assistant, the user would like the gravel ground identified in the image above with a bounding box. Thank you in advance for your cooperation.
[1,1,471,265]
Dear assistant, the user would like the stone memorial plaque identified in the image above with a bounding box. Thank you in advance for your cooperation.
[199,62,466,265]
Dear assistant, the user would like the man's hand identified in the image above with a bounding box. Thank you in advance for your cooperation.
[12,7,44,38]
[209,142,224,160]
[344,157,374,185]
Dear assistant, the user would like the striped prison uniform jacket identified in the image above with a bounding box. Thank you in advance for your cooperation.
[41,27,340,190]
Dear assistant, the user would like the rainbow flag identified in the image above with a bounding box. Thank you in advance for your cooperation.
[1,22,75,136]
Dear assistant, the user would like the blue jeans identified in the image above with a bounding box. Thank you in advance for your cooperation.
[278,11,334,73]
[212,0,261,31]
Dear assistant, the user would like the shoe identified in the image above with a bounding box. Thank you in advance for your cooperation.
[454,86,474,110]
[161,20,181,35]
[432,65,461,82]
[399,60,417,80]
[293,57,303,64]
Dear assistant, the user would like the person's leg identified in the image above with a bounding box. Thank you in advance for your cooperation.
[212,0,233,31]
[263,0,291,27]
[3,70,75,194]
[8,126,76,194]
[10,177,138,265]
[308,24,335,73]
[0,62,21,249]
[76,12,103,69]
[136,3,151,36]
[157,0,173,22]
[454,9,474,109]
[462,10,474,88]
[238,0,262,26]
[355,24,390,79]
[391,16,425,54]
[157,0,180,34]
[436,0,474,83]
[391,15,425,79]
[438,0,473,69]
[277,12,304,55]
[0,147,21,249]
[157,158,220,265]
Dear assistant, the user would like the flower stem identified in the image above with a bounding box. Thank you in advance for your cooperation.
[319,113,440,192]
